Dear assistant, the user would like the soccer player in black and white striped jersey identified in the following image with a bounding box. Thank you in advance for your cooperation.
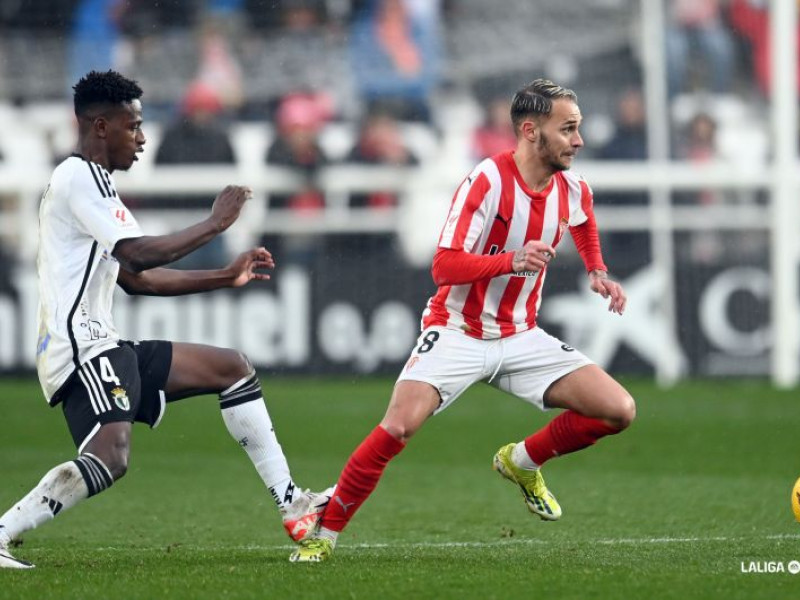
[0,71,330,569]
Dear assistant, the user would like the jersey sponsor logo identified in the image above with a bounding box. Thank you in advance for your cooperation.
[487,245,539,278]
[110,207,135,228]
[81,319,108,341]
[110,386,130,411]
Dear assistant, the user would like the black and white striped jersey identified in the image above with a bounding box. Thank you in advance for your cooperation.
[36,155,143,405]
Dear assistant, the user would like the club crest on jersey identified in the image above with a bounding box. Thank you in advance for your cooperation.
[110,207,135,228]
[558,218,569,235]
[110,387,130,411]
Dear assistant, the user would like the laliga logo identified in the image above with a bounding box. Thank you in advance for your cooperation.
[740,560,800,574]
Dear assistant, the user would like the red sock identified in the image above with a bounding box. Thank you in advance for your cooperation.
[524,410,621,466]
[320,425,405,532]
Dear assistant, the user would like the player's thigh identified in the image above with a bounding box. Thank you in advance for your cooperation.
[396,327,487,415]
[493,327,593,411]
[165,342,252,399]
[545,364,635,426]
[380,380,442,442]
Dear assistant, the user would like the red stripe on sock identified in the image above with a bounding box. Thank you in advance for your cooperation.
[320,425,405,532]
[524,411,620,466]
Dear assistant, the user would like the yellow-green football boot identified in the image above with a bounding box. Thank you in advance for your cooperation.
[493,443,562,521]
[289,537,335,563]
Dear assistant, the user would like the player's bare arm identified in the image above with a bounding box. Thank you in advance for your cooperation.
[113,185,252,273]
[588,269,626,314]
[117,247,274,296]
[512,240,556,273]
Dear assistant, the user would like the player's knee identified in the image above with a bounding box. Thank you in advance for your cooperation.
[102,444,130,481]
[87,440,130,481]
[106,456,128,481]
[379,420,418,443]
[610,392,636,431]
[220,350,255,384]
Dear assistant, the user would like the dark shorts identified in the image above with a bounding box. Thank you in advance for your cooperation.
[59,340,173,450]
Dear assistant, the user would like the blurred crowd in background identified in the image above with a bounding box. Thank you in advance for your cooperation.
[0,0,789,271]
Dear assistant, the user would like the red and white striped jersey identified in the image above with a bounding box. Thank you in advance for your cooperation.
[422,150,596,339]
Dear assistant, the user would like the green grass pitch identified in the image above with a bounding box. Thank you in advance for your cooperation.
[0,376,798,599]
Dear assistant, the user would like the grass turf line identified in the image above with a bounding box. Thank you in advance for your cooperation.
[0,376,798,599]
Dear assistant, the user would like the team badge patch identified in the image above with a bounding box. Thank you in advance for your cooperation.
[111,387,130,411]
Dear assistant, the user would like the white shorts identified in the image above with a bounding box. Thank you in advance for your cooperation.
[396,326,593,414]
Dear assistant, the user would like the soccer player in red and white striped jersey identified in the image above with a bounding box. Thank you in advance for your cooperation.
[291,79,636,562]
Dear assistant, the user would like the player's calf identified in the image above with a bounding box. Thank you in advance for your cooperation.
[0,453,114,568]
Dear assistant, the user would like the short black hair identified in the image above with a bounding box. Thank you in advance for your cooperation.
[510,79,577,134]
[73,70,143,117]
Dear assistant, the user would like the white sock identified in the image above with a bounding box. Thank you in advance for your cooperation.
[220,375,294,511]
[316,527,339,545]
[0,454,112,541]
[511,441,539,470]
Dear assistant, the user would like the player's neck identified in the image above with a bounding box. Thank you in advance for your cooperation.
[76,141,112,172]
[512,148,553,193]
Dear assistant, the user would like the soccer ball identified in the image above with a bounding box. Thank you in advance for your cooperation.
[792,477,800,523]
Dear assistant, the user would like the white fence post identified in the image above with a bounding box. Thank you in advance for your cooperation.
[770,0,800,388]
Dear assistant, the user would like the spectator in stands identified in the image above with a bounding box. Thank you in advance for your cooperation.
[471,96,516,160]
[597,88,648,162]
[594,88,650,272]
[118,0,200,35]
[348,0,442,123]
[675,112,720,204]
[69,0,125,87]
[729,0,800,98]
[675,112,727,263]
[243,0,328,31]
[265,92,332,212]
[156,81,235,165]
[193,14,244,113]
[347,108,418,210]
[154,81,235,269]
[665,0,735,98]
[264,92,332,266]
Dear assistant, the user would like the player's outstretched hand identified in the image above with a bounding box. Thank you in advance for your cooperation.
[228,247,275,288]
[211,185,253,232]
[589,270,626,315]
[512,240,556,273]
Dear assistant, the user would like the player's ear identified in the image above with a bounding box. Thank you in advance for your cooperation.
[521,119,537,143]
[93,116,109,139]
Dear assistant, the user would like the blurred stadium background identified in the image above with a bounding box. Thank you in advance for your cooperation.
[0,0,797,387]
